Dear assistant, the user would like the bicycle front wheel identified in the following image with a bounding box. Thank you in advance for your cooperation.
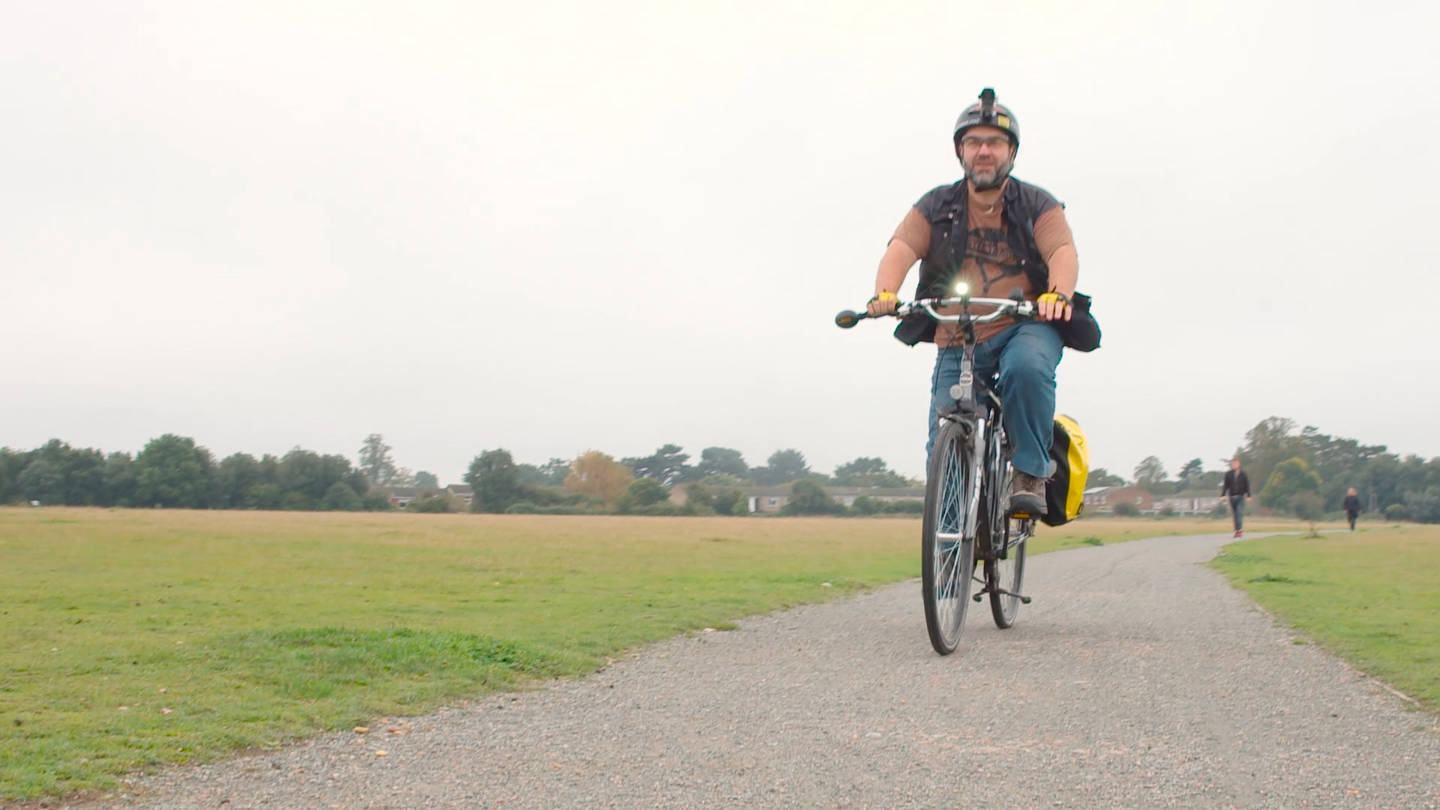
[921,418,977,655]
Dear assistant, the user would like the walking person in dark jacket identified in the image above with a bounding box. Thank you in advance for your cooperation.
[1220,458,1252,537]
[1343,487,1362,530]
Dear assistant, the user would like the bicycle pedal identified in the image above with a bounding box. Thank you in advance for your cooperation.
[995,588,1032,604]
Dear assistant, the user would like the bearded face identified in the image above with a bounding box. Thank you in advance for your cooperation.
[956,127,1016,191]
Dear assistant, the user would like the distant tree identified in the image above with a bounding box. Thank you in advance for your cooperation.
[784,479,838,515]
[1402,486,1440,524]
[102,452,137,507]
[835,457,886,477]
[270,450,362,510]
[320,482,363,511]
[1113,502,1140,517]
[852,495,881,515]
[17,440,106,505]
[1087,467,1126,488]
[1194,470,1225,492]
[624,477,670,507]
[754,449,811,485]
[50,441,105,505]
[1176,458,1205,492]
[0,447,20,503]
[215,453,263,509]
[134,434,215,508]
[1260,457,1323,512]
[539,457,571,485]
[1238,417,1306,499]
[244,482,284,510]
[413,470,440,491]
[709,488,746,516]
[408,493,458,513]
[18,459,64,505]
[1133,456,1169,494]
[683,482,713,513]
[697,447,749,480]
[358,434,398,486]
[697,472,747,488]
[1290,491,1324,535]
[564,451,633,505]
[833,457,909,488]
[623,444,692,486]
[465,449,522,513]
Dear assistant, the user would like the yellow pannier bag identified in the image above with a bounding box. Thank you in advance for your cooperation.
[1042,414,1089,526]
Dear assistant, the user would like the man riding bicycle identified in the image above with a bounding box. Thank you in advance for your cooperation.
[865,89,1078,516]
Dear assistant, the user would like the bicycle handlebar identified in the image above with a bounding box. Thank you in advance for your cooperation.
[834,296,1037,329]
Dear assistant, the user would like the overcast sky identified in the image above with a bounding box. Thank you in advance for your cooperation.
[4,0,1437,485]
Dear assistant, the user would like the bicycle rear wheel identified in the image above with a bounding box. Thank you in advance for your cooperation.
[986,516,1028,628]
[984,461,1031,625]
[921,418,977,655]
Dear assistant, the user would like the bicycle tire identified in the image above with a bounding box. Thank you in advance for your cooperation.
[982,452,1025,628]
[921,418,977,655]
[986,523,1027,628]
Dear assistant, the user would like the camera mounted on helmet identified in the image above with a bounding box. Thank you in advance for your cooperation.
[953,87,1019,152]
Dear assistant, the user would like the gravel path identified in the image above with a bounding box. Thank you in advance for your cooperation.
[56,532,1440,809]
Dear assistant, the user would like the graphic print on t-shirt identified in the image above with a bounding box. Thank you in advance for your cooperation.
[964,226,1025,295]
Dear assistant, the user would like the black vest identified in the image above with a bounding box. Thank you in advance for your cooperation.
[895,177,1054,346]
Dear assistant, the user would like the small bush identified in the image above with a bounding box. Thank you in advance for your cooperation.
[409,494,458,513]
[852,496,881,516]
[504,501,539,514]
[1114,502,1140,517]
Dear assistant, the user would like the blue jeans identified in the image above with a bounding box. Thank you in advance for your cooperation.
[927,322,1063,478]
[1229,496,1246,531]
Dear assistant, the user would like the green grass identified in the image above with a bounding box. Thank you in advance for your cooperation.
[0,507,1284,800]
[1211,523,1440,712]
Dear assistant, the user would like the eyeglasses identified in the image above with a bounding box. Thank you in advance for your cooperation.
[959,135,1012,152]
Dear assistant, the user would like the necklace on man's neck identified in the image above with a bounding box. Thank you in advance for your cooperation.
[971,183,1003,215]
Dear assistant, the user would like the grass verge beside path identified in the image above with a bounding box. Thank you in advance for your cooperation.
[0,507,1274,800]
[1211,523,1440,713]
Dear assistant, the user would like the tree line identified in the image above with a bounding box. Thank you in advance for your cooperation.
[0,435,916,516]
[7,417,1437,522]
[0,436,389,511]
[459,444,918,516]
[1086,417,1440,522]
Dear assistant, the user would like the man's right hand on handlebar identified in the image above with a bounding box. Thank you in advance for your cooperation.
[867,290,898,317]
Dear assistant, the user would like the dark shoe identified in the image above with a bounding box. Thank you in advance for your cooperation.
[1009,472,1047,516]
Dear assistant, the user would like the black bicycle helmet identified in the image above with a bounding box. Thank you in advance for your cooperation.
[952,88,1019,149]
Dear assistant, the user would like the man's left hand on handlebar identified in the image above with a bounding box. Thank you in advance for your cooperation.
[867,290,898,317]
[1035,291,1072,322]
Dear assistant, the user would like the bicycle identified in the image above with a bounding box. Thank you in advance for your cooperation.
[836,291,1037,655]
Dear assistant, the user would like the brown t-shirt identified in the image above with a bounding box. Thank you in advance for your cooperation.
[890,184,1074,346]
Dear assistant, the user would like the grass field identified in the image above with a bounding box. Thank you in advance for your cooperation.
[0,507,1299,800]
[1210,523,1440,713]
